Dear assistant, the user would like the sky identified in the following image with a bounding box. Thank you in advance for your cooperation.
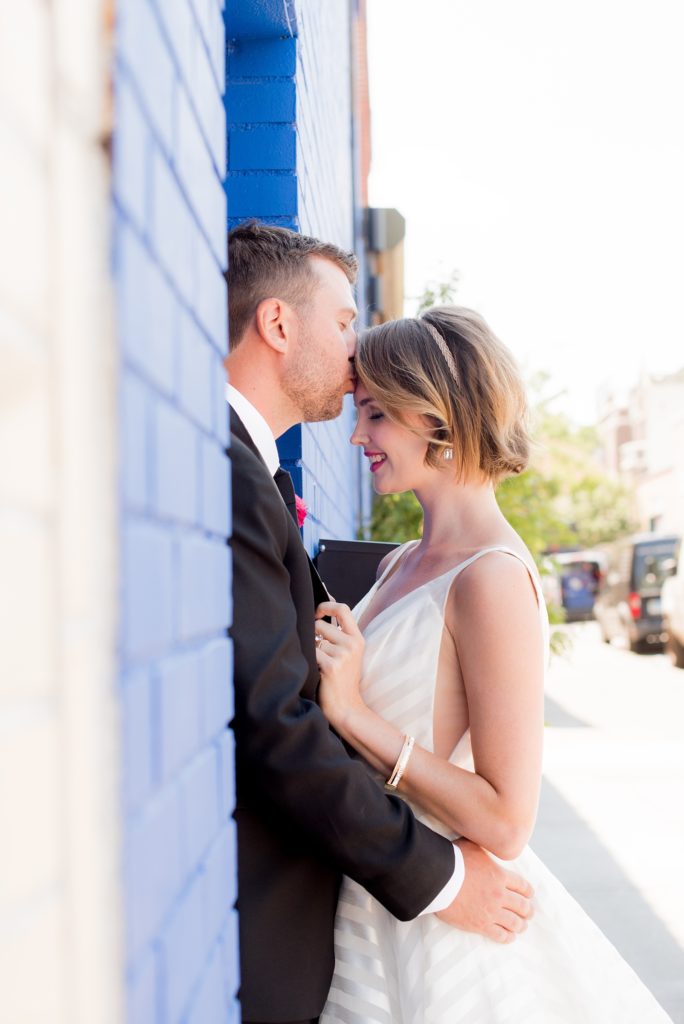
[366,0,684,423]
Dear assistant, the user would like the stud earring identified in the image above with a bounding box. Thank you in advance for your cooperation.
[443,448,454,461]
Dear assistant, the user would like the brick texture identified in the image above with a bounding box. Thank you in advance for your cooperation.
[225,0,365,554]
[114,0,238,1020]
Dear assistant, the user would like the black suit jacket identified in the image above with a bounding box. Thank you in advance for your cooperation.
[229,410,455,1022]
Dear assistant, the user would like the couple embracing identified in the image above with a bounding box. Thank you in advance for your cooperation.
[226,222,671,1024]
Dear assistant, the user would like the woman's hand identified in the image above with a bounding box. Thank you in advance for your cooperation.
[314,601,366,730]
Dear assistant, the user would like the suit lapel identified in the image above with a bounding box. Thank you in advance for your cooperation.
[230,407,330,605]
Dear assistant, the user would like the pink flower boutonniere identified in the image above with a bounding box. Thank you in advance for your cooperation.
[295,495,308,529]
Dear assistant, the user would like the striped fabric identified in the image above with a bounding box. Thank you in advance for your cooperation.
[321,545,672,1023]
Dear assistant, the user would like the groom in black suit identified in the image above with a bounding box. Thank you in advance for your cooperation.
[226,222,533,1024]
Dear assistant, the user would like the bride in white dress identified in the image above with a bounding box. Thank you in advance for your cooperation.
[313,307,672,1023]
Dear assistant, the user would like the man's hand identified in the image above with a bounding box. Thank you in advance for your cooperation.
[435,839,534,944]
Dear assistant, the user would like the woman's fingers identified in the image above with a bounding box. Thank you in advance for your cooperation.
[315,619,346,643]
[315,601,356,633]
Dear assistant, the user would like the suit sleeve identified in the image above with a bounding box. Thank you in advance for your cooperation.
[230,440,455,920]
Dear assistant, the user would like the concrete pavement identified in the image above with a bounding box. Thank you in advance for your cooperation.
[532,622,684,1021]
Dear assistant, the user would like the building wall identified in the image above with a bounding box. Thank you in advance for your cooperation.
[226,0,366,554]
[598,372,684,535]
[2,1,367,1019]
[0,2,122,1021]
[113,0,239,1021]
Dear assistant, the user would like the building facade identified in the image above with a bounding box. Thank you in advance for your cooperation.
[1,1,372,1021]
[598,369,684,535]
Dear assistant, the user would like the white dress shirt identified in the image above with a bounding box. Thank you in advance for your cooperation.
[227,384,464,913]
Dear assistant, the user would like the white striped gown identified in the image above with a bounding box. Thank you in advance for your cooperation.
[321,543,672,1024]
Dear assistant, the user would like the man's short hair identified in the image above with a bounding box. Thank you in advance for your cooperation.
[227,221,358,350]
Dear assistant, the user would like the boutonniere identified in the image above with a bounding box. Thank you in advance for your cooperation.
[295,494,308,529]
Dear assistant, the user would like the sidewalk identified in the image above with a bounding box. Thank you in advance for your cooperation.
[532,624,684,1022]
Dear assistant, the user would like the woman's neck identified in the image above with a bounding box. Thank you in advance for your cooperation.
[414,476,505,552]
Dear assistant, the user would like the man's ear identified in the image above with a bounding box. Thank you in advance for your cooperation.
[254,297,297,355]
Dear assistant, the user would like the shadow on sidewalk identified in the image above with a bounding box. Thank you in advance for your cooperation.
[544,694,590,728]
[533,778,684,1022]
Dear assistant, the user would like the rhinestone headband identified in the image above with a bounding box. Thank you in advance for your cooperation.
[421,319,460,385]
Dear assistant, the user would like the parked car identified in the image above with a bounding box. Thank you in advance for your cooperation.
[662,556,684,668]
[552,550,605,622]
[594,533,680,652]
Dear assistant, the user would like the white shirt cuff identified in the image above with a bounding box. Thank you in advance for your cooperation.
[417,844,465,916]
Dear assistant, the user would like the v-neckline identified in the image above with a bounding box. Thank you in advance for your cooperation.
[357,542,465,635]
[357,542,542,636]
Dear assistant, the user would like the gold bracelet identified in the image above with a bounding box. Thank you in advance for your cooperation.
[386,734,415,790]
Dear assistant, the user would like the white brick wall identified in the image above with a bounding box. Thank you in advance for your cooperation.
[0,1,122,1021]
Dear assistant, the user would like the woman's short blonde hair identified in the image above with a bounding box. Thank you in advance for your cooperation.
[355,306,530,483]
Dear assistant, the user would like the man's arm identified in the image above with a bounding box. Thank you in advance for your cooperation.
[230,438,455,920]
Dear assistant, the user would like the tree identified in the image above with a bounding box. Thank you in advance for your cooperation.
[366,291,637,655]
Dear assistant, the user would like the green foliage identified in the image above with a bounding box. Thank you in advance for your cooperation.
[415,269,460,314]
[369,490,423,544]
[367,278,637,657]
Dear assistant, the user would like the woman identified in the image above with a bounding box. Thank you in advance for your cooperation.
[315,307,671,1023]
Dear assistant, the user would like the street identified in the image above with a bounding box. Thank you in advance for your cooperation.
[533,622,684,1022]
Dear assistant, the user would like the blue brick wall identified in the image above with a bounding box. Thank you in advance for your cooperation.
[113,1,239,1022]
[226,0,367,554]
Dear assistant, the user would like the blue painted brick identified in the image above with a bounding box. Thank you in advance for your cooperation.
[122,668,153,813]
[227,214,299,231]
[161,871,206,1022]
[229,125,296,171]
[157,652,201,780]
[195,236,228,354]
[126,785,182,962]
[178,310,213,431]
[220,909,241,1004]
[180,747,221,871]
[201,437,230,536]
[123,521,174,661]
[217,727,235,820]
[201,637,232,741]
[188,0,225,91]
[226,80,296,124]
[228,36,297,78]
[227,172,297,218]
[214,363,229,445]
[154,0,196,93]
[186,944,225,1024]
[187,942,224,1024]
[121,373,150,511]
[150,149,196,308]
[117,0,176,154]
[178,535,230,641]
[277,423,302,462]
[113,70,150,232]
[203,823,235,945]
[192,26,227,175]
[176,85,227,267]
[116,224,176,395]
[154,400,198,524]
[127,949,158,1024]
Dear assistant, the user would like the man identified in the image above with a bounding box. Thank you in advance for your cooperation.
[226,222,533,1024]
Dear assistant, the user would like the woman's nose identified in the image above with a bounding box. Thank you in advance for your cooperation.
[350,425,368,447]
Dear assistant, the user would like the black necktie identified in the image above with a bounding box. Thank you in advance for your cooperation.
[274,467,298,526]
[274,467,330,607]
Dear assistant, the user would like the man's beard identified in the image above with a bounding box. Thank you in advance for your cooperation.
[281,331,348,423]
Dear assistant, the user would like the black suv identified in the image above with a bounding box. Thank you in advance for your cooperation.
[594,533,680,652]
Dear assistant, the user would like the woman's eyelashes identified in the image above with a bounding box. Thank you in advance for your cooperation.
[368,410,384,421]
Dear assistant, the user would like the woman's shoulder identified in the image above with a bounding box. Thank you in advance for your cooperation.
[446,541,542,619]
